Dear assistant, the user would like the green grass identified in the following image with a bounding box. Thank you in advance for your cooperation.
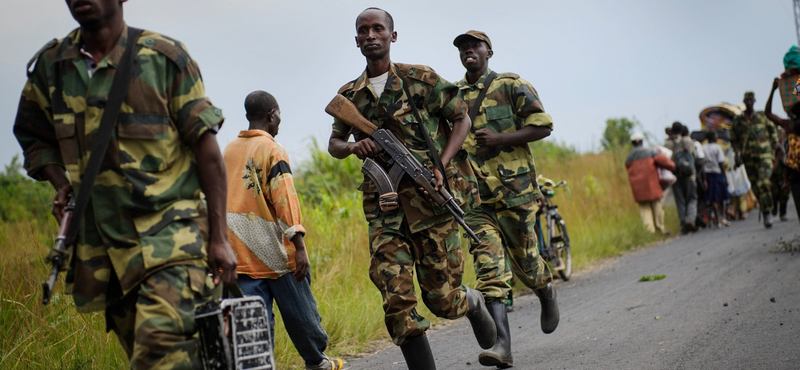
[0,146,678,370]
[0,220,128,370]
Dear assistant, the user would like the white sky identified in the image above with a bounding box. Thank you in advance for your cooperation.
[1,0,797,169]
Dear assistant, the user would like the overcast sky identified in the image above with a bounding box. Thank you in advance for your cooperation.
[1,0,797,171]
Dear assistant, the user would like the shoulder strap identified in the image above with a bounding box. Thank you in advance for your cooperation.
[467,71,497,122]
[64,28,143,246]
[397,68,450,192]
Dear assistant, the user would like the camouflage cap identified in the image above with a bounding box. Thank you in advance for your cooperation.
[453,30,492,49]
[744,91,755,99]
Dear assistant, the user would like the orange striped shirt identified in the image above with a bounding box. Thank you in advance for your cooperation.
[223,129,305,279]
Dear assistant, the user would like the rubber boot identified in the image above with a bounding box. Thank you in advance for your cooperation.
[399,334,436,370]
[466,287,497,349]
[534,283,559,334]
[764,212,773,229]
[478,301,513,368]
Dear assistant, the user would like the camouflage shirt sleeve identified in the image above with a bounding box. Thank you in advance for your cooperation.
[514,76,553,130]
[159,39,224,146]
[767,118,779,147]
[729,117,741,152]
[425,72,467,124]
[13,40,61,180]
[332,117,350,138]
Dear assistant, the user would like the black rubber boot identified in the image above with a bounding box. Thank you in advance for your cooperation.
[478,301,513,368]
[534,283,560,334]
[466,287,497,349]
[399,334,436,370]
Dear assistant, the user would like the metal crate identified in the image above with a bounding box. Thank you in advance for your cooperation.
[196,295,274,370]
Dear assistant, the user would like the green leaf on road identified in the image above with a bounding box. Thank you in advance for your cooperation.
[639,275,666,282]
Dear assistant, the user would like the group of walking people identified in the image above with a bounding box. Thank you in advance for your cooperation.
[626,84,800,237]
[13,2,562,369]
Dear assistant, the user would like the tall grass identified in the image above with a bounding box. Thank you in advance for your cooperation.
[0,220,128,370]
[0,144,677,370]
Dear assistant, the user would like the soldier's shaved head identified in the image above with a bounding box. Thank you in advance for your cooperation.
[245,90,279,122]
[358,7,394,31]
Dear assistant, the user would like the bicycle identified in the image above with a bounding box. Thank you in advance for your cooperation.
[535,175,573,281]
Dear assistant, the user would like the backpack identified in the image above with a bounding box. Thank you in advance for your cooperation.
[672,138,695,177]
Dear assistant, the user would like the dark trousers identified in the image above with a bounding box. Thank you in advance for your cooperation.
[789,167,800,223]
[238,273,329,366]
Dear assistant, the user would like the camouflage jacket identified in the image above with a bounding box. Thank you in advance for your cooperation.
[13,25,224,311]
[332,63,478,233]
[730,111,779,160]
[456,68,553,207]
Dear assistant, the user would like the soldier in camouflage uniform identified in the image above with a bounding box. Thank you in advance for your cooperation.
[453,30,559,368]
[327,8,496,370]
[731,91,782,228]
[13,1,237,369]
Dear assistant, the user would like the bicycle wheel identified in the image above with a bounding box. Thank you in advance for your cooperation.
[550,217,572,281]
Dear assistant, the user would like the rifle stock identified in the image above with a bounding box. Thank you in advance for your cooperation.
[325,94,378,135]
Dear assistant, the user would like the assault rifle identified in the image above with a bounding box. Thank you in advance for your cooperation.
[325,94,480,243]
[42,194,75,305]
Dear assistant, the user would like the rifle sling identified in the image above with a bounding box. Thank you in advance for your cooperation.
[467,71,497,122]
[53,28,143,246]
[398,71,451,193]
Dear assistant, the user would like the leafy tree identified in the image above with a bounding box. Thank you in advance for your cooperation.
[600,117,640,151]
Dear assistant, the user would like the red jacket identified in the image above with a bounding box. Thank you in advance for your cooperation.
[625,146,675,202]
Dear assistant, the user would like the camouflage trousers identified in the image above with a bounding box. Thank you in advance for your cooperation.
[744,158,774,213]
[464,200,552,301]
[106,264,215,370]
[367,216,470,346]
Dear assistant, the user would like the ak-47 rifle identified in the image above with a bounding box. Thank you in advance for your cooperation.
[42,194,75,305]
[325,94,480,243]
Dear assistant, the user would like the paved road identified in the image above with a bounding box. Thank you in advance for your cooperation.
[343,208,800,370]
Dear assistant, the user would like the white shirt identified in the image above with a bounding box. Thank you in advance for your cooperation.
[702,142,725,174]
[369,72,389,98]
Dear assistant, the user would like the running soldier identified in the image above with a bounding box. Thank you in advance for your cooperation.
[453,30,559,368]
[327,8,495,370]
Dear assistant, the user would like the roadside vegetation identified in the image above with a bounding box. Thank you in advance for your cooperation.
[0,131,678,369]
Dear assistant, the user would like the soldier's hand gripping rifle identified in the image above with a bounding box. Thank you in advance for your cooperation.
[325,94,480,243]
[42,194,75,305]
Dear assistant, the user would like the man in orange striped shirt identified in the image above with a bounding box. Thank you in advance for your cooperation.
[223,90,343,370]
